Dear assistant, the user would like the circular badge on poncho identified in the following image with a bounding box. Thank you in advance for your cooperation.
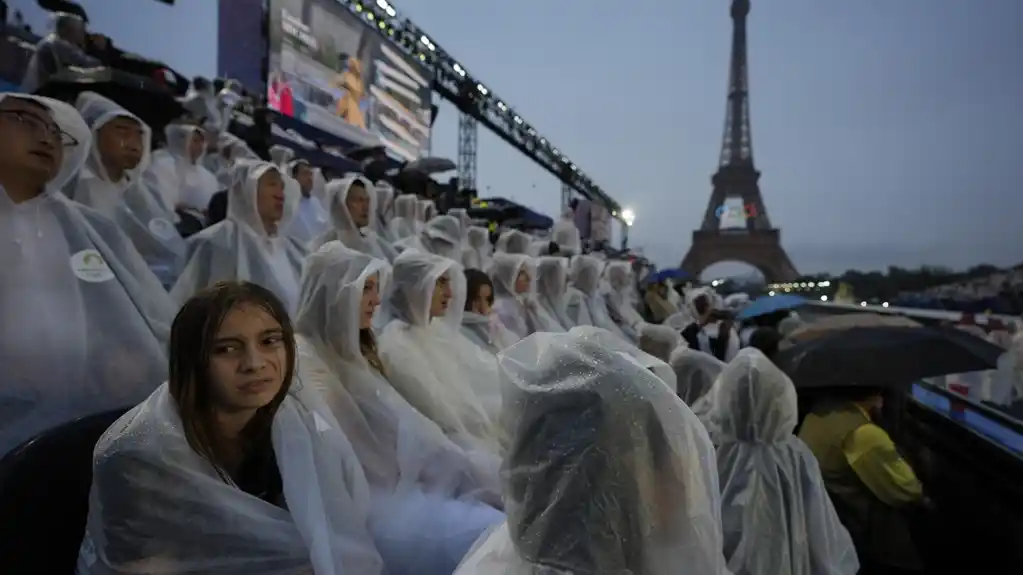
[71,249,114,283]
[148,218,176,240]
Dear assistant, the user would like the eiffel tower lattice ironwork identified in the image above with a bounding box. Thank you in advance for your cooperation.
[679,0,799,282]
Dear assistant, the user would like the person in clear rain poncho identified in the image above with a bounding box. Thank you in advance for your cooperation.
[77,282,384,574]
[455,327,731,574]
[72,91,187,286]
[171,160,306,314]
[669,346,725,423]
[711,349,859,575]
[462,225,493,271]
[415,198,437,230]
[638,323,685,364]
[21,12,100,93]
[293,242,505,574]
[681,286,741,362]
[567,254,631,340]
[378,249,507,459]
[269,144,296,168]
[605,260,646,338]
[0,93,176,456]
[462,268,520,354]
[488,252,535,338]
[208,133,259,188]
[389,194,419,240]
[551,216,581,255]
[313,174,396,261]
[281,159,330,245]
[395,214,463,261]
[372,180,397,243]
[144,123,220,217]
[534,256,572,331]
[447,207,472,242]
[494,229,532,254]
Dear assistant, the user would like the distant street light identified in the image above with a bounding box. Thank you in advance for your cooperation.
[621,208,636,227]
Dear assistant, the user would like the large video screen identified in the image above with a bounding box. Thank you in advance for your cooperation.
[266,0,433,161]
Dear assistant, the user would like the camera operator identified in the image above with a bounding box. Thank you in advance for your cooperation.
[680,289,741,362]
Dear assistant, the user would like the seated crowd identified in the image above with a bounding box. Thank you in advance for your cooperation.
[2,86,948,574]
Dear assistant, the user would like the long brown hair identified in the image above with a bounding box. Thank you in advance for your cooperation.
[168,281,296,478]
[359,328,386,376]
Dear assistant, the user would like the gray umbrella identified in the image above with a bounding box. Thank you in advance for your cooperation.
[402,157,456,175]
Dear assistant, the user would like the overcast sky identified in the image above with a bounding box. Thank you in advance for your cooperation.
[13,0,1023,277]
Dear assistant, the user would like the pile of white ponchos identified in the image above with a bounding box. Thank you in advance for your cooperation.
[171,160,306,313]
[378,249,506,456]
[76,383,385,574]
[293,242,503,574]
[712,349,859,575]
[0,94,175,456]
[456,326,730,574]
[72,91,185,285]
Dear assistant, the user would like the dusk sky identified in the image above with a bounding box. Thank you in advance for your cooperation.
[13,0,1023,277]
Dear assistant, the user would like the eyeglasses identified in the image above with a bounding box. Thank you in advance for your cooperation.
[0,110,78,147]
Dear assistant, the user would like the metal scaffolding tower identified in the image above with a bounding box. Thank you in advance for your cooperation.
[457,112,478,190]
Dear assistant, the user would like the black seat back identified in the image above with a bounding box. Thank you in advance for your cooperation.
[0,408,129,574]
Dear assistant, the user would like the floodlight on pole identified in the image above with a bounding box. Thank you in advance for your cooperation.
[621,208,636,227]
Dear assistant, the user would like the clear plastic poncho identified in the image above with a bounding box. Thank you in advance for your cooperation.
[293,242,504,574]
[713,349,859,575]
[534,256,572,331]
[414,198,436,227]
[494,229,532,254]
[489,252,536,338]
[313,174,394,261]
[684,286,740,362]
[669,346,725,414]
[372,181,397,243]
[144,124,220,215]
[72,92,185,285]
[283,160,330,245]
[77,382,385,574]
[447,208,472,242]
[395,214,463,262]
[270,144,296,167]
[0,94,175,456]
[551,217,581,255]
[638,323,685,363]
[569,254,629,340]
[606,260,646,335]
[170,161,306,314]
[462,226,492,271]
[455,327,730,574]
[388,194,419,240]
[378,249,506,457]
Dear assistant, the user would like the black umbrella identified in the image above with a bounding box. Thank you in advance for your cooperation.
[36,67,185,133]
[775,325,1004,389]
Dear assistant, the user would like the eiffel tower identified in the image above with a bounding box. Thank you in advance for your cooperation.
[679,0,799,282]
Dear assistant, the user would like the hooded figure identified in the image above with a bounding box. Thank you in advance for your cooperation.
[269,144,296,167]
[294,243,504,574]
[462,225,493,271]
[378,249,506,458]
[72,92,186,286]
[713,349,860,575]
[447,207,472,243]
[494,229,531,254]
[313,174,396,262]
[533,256,572,331]
[281,159,329,244]
[171,160,306,313]
[455,327,731,574]
[414,198,437,229]
[682,286,741,362]
[144,124,220,216]
[372,180,397,243]
[638,323,684,363]
[395,214,463,262]
[388,194,419,240]
[208,132,258,188]
[551,217,581,256]
[605,260,646,337]
[0,93,175,456]
[21,12,100,93]
[488,250,540,335]
[669,346,725,415]
[567,254,630,340]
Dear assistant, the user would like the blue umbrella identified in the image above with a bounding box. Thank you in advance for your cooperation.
[646,268,688,284]
[736,294,808,320]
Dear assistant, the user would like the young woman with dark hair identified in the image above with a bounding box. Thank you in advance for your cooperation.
[78,281,384,574]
